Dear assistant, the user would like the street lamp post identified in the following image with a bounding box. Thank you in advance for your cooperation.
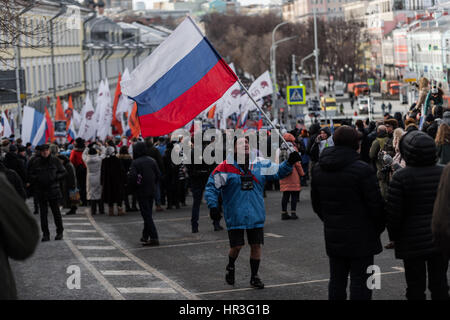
[271,21,290,121]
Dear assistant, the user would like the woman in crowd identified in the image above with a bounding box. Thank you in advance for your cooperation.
[435,123,450,165]
[279,133,305,220]
[101,145,126,216]
[83,143,105,215]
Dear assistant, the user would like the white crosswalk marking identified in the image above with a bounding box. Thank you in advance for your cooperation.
[63,217,89,220]
[78,246,116,250]
[65,223,92,226]
[87,257,131,262]
[117,287,177,294]
[101,270,150,276]
[66,230,97,233]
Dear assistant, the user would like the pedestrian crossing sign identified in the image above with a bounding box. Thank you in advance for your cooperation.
[287,85,306,105]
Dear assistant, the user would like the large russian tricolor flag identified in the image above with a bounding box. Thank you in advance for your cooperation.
[121,16,238,137]
[21,106,46,146]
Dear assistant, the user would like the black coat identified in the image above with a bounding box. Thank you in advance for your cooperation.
[128,142,160,198]
[28,155,66,201]
[101,155,125,203]
[386,130,443,259]
[0,162,26,199]
[60,158,77,208]
[311,146,385,258]
[4,152,27,183]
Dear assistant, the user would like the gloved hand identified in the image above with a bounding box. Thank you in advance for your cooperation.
[287,151,302,165]
[209,207,221,220]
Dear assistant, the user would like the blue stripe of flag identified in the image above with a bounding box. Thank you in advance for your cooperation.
[31,109,45,142]
[133,38,220,117]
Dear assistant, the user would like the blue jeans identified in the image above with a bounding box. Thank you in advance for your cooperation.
[137,196,158,240]
[191,186,204,228]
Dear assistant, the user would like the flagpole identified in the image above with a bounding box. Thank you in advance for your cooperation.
[236,79,294,152]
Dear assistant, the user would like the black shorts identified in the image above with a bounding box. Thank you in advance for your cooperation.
[228,228,264,248]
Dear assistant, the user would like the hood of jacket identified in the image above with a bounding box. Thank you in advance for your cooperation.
[400,130,437,166]
[319,146,360,172]
[133,142,148,159]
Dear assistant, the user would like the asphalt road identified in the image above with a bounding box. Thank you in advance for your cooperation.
[12,187,448,301]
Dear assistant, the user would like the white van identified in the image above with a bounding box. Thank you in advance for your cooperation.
[334,81,345,96]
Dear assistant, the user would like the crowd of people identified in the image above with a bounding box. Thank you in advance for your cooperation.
[1,75,449,299]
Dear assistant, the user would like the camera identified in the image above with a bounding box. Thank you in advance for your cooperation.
[241,174,254,191]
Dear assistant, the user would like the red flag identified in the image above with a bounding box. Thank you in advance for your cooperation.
[44,106,55,143]
[65,95,74,129]
[207,105,216,119]
[128,103,141,138]
[55,97,66,121]
[112,73,123,135]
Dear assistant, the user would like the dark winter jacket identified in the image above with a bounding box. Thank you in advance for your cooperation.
[118,154,133,194]
[187,144,213,189]
[145,141,165,175]
[0,173,39,299]
[28,155,67,200]
[128,142,160,198]
[436,142,450,165]
[432,163,450,256]
[0,161,26,199]
[311,146,385,258]
[59,156,77,208]
[4,152,27,184]
[386,130,443,259]
[101,155,125,203]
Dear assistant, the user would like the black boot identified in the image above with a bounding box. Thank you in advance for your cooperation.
[41,235,50,242]
[225,265,235,285]
[290,212,298,220]
[281,212,290,220]
[55,233,63,240]
[250,276,264,289]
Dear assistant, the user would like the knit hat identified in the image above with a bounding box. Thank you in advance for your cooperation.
[333,125,361,150]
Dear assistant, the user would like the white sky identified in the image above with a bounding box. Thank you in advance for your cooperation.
[133,0,277,10]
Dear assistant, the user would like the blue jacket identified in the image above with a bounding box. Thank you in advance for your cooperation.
[204,158,293,230]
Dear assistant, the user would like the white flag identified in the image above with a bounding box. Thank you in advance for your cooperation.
[78,94,96,141]
[96,79,113,141]
[1,111,12,138]
[240,71,273,113]
[116,68,134,119]
[72,109,81,130]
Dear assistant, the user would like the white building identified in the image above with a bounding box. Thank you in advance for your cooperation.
[407,15,450,90]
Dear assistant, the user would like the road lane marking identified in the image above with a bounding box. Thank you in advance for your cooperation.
[69,237,104,241]
[63,217,88,220]
[130,239,230,251]
[196,270,405,296]
[65,223,92,226]
[265,233,283,238]
[65,229,97,233]
[392,266,405,272]
[107,215,211,226]
[64,240,125,300]
[117,287,177,294]
[78,246,116,250]
[131,233,284,251]
[86,208,199,300]
[101,270,150,276]
[87,257,131,262]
